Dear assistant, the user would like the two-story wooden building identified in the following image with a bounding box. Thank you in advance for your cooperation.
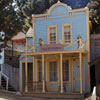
[19,1,90,95]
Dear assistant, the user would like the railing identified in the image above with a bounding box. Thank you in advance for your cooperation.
[85,87,99,100]
[25,39,87,53]
[0,71,9,90]
[26,81,42,92]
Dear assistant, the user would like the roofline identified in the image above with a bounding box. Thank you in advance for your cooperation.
[32,2,88,18]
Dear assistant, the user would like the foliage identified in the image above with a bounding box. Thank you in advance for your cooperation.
[88,0,100,34]
[0,0,23,42]
[16,0,91,32]
[16,0,57,32]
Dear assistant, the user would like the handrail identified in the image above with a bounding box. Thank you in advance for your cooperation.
[0,71,9,90]
[0,72,9,80]
[85,86,99,100]
[92,87,96,100]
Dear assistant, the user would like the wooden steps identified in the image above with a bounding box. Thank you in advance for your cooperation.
[22,92,85,99]
[0,77,16,92]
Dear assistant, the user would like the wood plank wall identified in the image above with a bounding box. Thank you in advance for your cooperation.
[90,34,100,61]
[3,64,19,91]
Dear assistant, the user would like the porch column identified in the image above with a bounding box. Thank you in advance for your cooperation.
[33,56,35,90]
[60,53,63,93]
[25,55,28,92]
[42,54,45,93]
[20,63,22,92]
[79,52,83,93]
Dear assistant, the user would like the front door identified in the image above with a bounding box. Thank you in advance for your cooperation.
[48,60,58,92]
[73,59,80,92]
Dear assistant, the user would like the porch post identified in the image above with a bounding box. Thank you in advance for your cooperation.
[20,63,22,92]
[25,55,28,92]
[33,56,35,90]
[60,53,63,93]
[79,52,83,93]
[42,54,45,93]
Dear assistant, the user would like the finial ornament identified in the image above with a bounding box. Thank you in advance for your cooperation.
[58,0,60,3]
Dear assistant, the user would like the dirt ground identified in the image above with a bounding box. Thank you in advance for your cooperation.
[0,91,84,100]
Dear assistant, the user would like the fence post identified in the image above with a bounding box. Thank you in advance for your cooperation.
[6,79,8,90]
[0,72,1,85]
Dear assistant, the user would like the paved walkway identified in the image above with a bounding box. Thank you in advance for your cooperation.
[0,91,84,100]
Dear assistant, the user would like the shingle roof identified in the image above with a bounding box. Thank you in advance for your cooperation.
[12,32,26,40]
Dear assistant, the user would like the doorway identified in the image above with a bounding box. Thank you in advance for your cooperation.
[47,60,58,92]
[73,59,80,92]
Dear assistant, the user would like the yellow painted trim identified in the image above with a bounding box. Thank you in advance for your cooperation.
[62,58,71,83]
[46,58,59,91]
[48,25,57,44]
[32,17,36,52]
[25,55,28,92]
[72,59,80,92]
[26,50,87,56]
[79,52,83,93]
[20,62,23,92]
[20,61,33,92]
[33,14,88,22]
[62,57,71,92]
[83,57,85,92]
[19,57,25,60]
[62,24,72,45]
[33,57,34,83]
[86,7,90,92]
[60,53,63,93]
[42,54,45,93]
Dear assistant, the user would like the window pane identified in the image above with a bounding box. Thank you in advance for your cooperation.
[49,27,56,44]
[64,26,71,43]
[38,61,42,81]
[63,60,69,81]
[50,61,57,81]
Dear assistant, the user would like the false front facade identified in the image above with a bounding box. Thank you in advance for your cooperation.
[20,1,90,94]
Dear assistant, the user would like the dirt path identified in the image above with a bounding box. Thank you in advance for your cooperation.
[0,91,84,100]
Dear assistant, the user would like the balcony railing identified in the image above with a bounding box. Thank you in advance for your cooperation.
[25,39,87,53]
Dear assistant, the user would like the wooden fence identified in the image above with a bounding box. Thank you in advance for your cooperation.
[2,64,19,91]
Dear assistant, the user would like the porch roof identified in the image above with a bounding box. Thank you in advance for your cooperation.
[26,50,87,56]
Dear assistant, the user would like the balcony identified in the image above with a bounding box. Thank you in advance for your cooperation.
[25,38,87,53]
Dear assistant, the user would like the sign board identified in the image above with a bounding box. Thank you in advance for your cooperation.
[39,44,64,52]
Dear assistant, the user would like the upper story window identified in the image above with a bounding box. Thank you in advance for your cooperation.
[48,25,57,44]
[62,24,72,44]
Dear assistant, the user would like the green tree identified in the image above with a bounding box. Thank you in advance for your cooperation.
[16,0,58,32]
[16,0,90,32]
[88,0,100,34]
[0,0,23,42]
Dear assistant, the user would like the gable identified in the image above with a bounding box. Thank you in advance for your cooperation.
[49,5,70,16]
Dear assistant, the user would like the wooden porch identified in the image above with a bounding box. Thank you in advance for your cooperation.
[20,50,88,94]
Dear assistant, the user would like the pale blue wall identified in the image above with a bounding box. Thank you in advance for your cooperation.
[34,5,87,51]
[20,4,89,93]
[34,5,89,92]
[27,37,33,45]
